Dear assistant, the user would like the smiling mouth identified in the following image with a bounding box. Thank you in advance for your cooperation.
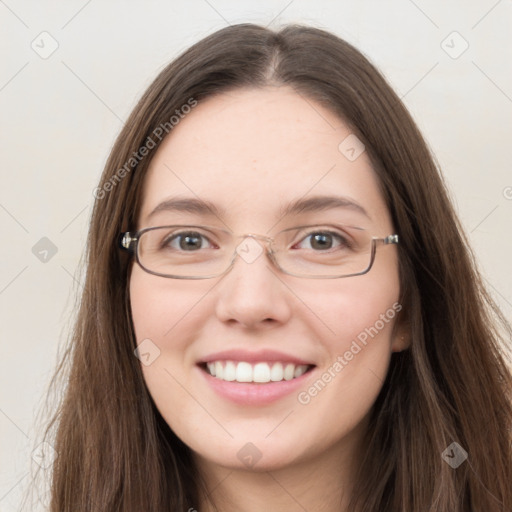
[200,361,316,383]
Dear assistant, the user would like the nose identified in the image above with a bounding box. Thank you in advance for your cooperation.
[214,237,292,330]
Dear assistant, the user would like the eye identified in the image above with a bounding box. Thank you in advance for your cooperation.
[163,231,213,251]
[293,230,350,251]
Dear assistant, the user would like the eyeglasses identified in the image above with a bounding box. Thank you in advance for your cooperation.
[119,224,399,279]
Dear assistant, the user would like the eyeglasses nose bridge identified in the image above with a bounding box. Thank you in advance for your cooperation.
[227,232,280,269]
[235,232,278,255]
[240,232,273,245]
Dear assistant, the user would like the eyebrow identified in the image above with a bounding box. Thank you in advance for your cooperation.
[147,197,225,219]
[146,194,370,221]
[279,195,370,219]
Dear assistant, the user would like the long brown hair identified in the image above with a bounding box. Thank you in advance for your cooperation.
[32,23,511,511]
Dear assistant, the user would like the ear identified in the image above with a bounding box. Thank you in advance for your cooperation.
[391,308,411,352]
[391,329,411,352]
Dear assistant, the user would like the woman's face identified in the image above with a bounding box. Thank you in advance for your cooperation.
[130,86,406,472]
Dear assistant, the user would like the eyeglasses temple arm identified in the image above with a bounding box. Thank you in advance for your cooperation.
[119,232,138,252]
[384,234,399,245]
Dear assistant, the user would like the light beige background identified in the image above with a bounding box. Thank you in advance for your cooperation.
[1,1,511,510]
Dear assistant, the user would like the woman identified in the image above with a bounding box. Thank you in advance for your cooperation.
[39,23,512,511]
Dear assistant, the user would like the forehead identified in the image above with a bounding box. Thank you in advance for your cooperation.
[139,86,391,231]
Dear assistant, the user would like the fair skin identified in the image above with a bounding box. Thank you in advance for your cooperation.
[129,86,409,512]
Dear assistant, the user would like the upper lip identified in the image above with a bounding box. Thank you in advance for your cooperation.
[198,349,315,366]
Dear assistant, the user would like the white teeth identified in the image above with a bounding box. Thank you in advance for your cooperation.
[284,363,295,381]
[223,361,236,381]
[253,362,271,383]
[236,361,253,382]
[294,365,307,378]
[215,361,223,379]
[270,362,284,381]
[205,361,310,383]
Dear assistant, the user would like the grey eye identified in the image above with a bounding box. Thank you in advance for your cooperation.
[166,232,210,251]
[295,231,348,251]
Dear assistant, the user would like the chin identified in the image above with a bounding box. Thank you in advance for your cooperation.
[194,442,303,473]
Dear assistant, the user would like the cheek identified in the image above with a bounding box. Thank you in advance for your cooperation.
[293,280,400,444]
[320,293,398,384]
[129,266,201,347]
[129,267,198,421]
[297,260,400,348]
[296,263,401,406]
[333,287,400,351]
[129,268,206,434]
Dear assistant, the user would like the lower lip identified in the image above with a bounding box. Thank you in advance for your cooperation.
[197,365,315,406]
